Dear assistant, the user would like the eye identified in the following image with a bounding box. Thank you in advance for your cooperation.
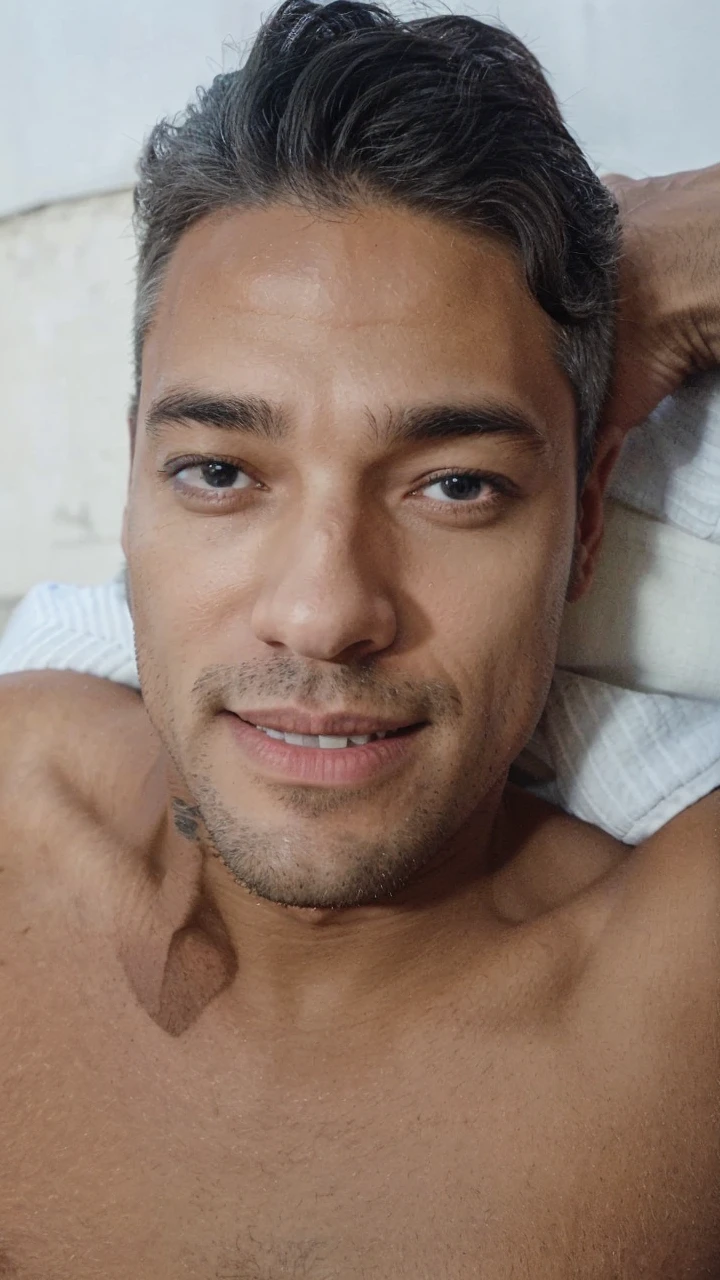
[168,458,255,493]
[417,470,505,505]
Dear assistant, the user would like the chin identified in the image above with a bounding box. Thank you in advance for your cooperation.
[192,773,460,908]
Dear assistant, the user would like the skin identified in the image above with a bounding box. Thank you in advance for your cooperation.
[1,198,719,1277]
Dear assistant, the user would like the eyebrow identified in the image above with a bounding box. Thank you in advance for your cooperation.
[145,387,550,455]
[146,390,288,442]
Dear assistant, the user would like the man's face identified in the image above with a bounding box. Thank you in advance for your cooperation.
[124,203,580,908]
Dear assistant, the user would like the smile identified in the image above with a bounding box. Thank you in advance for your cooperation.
[224,714,425,785]
[251,725,413,749]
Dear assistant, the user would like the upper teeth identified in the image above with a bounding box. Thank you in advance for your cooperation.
[256,728,388,748]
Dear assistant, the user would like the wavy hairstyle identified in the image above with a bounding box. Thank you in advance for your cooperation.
[132,0,619,488]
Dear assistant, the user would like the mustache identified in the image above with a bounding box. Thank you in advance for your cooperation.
[191,658,462,722]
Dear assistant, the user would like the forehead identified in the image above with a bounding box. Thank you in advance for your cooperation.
[141,203,573,425]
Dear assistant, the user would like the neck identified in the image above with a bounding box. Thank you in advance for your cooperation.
[124,752,517,1039]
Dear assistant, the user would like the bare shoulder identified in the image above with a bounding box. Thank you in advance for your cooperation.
[647,786,720,859]
[495,783,633,923]
[599,788,720,911]
[605,787,720,930]
[0,668,151,783]
[566,789,720,1034]
[499,782,719,974]
[0,665,143,733]
[0,670,158,904]
[506,780,719,904]
[502,785,720,1067]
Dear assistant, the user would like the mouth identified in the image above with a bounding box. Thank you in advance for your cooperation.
[234,707,425,740]
[239,721,420,750]
[223,712,428,785]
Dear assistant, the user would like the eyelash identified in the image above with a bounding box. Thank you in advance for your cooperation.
[162,454,514,510]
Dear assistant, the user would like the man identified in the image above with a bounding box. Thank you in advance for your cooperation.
[1,1,718,1275]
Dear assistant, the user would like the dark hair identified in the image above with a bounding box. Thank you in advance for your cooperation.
[133,0,619,488]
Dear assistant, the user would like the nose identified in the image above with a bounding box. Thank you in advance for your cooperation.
[250,502,398,662]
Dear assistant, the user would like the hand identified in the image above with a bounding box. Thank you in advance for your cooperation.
[600,163,720,440]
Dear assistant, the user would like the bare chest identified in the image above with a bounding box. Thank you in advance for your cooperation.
[2,954,720,1280]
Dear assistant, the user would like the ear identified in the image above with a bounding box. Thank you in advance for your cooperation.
[566,429,624,603]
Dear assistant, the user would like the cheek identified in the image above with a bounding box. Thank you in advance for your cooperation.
[437,520,572,647]
[429,513,574,720]
[125,483,252,651]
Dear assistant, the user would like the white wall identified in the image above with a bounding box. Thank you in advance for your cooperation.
[2,0,719,601]
[1,191,133,596]
[1,0,268,218]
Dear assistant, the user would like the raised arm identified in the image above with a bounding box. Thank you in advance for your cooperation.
[601,162,720,440]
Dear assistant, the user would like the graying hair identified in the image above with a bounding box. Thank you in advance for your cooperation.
[132,0,619,488]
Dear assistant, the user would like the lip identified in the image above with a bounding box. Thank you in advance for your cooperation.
[232,708,423,737]
[223,711,426,786]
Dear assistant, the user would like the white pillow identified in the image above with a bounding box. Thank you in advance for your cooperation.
[558,499,720,700]
[557,371,720,700]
